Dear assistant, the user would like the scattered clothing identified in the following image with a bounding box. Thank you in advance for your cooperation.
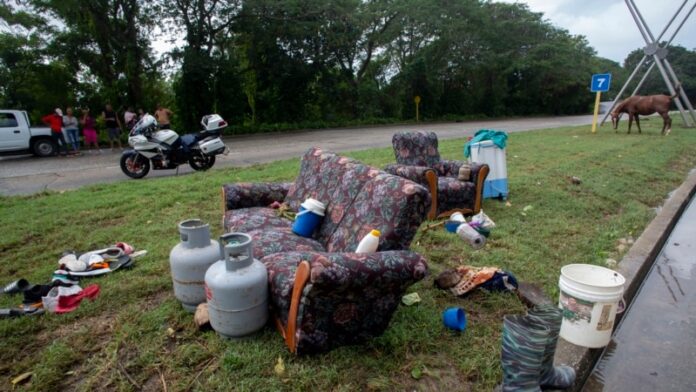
[401,292,421,306]
[55,284,100,314]
[464,129,508,158]
[436,265,518,297]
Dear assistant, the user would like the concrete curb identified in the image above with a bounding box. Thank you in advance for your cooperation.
[554,168,696,391]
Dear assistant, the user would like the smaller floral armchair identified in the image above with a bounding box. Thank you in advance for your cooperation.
[385,131,489,219]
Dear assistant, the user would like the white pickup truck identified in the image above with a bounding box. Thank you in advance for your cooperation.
[0,109,56,157]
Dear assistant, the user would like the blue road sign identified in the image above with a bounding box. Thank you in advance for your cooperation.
[591,73,612,92]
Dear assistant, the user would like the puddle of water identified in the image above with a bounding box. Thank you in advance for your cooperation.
[583,197,696,392]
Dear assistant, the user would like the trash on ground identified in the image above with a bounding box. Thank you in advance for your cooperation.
[436,265,518,297]
[457,223,486,249]
[570,176,582,185]
[11,371,33,387]
[442,307,467,332]
[0,241,141,318]
[470,210,495,230]
[194,303,211,329]
[274,356,285,376]
[401,292,421,306]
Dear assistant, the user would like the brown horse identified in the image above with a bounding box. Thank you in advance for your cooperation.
[611,87,679,135]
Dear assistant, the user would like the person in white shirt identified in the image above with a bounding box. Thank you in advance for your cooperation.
[63,107,80,153]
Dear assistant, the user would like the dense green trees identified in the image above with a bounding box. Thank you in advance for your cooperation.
[1,0,694,131]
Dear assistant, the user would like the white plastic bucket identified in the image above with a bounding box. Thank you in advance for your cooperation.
[558,264,625,348]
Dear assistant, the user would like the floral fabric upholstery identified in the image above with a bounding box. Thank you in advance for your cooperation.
[221,147,431,353]
[326,173,430,252]
[245,229,325,260]
[223,207,293,234]
[262,250,427,354]
[285,148,382,247]
[223,182,292,211]
[389,131,489,216]
[383,164,434,188]
[437,177,476,211]
[392,130,441,167]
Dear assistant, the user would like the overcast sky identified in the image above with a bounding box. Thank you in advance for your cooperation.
[503,0,696,64]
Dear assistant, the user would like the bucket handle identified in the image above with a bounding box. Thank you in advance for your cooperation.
[616,297,626,314]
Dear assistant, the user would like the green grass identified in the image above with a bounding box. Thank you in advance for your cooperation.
[2,121,696,391]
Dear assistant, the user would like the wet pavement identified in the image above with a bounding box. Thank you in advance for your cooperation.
[583,196,696,391]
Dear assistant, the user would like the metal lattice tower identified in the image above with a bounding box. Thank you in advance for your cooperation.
[601,0,696,128]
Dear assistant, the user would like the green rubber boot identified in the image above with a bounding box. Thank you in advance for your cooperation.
[500,314,548,392]
[527,305,576,389]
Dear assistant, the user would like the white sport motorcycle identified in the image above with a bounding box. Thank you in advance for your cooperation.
[120,114,228,179]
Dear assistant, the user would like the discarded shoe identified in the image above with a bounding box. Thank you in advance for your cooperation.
[2,278,31,295]
[115,242,134,255]
[526,305,576,389]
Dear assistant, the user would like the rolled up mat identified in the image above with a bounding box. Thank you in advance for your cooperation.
[456,223,486,249]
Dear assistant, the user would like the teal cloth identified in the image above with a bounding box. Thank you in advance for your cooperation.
[464,129,508,158]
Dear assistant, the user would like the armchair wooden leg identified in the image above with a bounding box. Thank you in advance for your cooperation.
[283,260,310,354]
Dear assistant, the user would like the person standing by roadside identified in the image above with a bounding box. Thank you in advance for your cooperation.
[42,108,69,156]
[124,106,136,130]
[63,107,80,154]
[154,104,173,129]
[102,104,123,151]
[81,108,100,153]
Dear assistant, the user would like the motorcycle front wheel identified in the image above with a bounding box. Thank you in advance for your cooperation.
[189,152,216,171]
[120,152,151,179]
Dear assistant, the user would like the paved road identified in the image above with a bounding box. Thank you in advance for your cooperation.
[0,115,593,196]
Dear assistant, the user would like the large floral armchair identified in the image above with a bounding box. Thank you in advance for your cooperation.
[221,147,430,354]
[385,131,489,219]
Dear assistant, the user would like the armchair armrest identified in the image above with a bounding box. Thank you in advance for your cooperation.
[221,182,292,212]
[263,250,428,354]
[469,163,489,214]
[384,164,438,219]
[383,164,434,188]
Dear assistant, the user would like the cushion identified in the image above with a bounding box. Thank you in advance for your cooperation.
[437,177,476,211]
[223,207,293,233]
[326,173,430,252]
[246,229,325,260]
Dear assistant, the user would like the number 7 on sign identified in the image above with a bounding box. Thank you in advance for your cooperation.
[597,78,606,88]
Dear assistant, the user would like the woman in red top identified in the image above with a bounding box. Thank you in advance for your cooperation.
[41,108,69,156]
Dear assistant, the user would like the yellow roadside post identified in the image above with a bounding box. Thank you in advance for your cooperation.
[591,91,601,134]
[414,95,421,122]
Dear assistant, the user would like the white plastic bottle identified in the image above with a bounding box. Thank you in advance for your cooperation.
[355,229,380,253]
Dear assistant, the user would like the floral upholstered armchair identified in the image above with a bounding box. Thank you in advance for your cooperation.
[221,147,430,354]
[385,131,489,219]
